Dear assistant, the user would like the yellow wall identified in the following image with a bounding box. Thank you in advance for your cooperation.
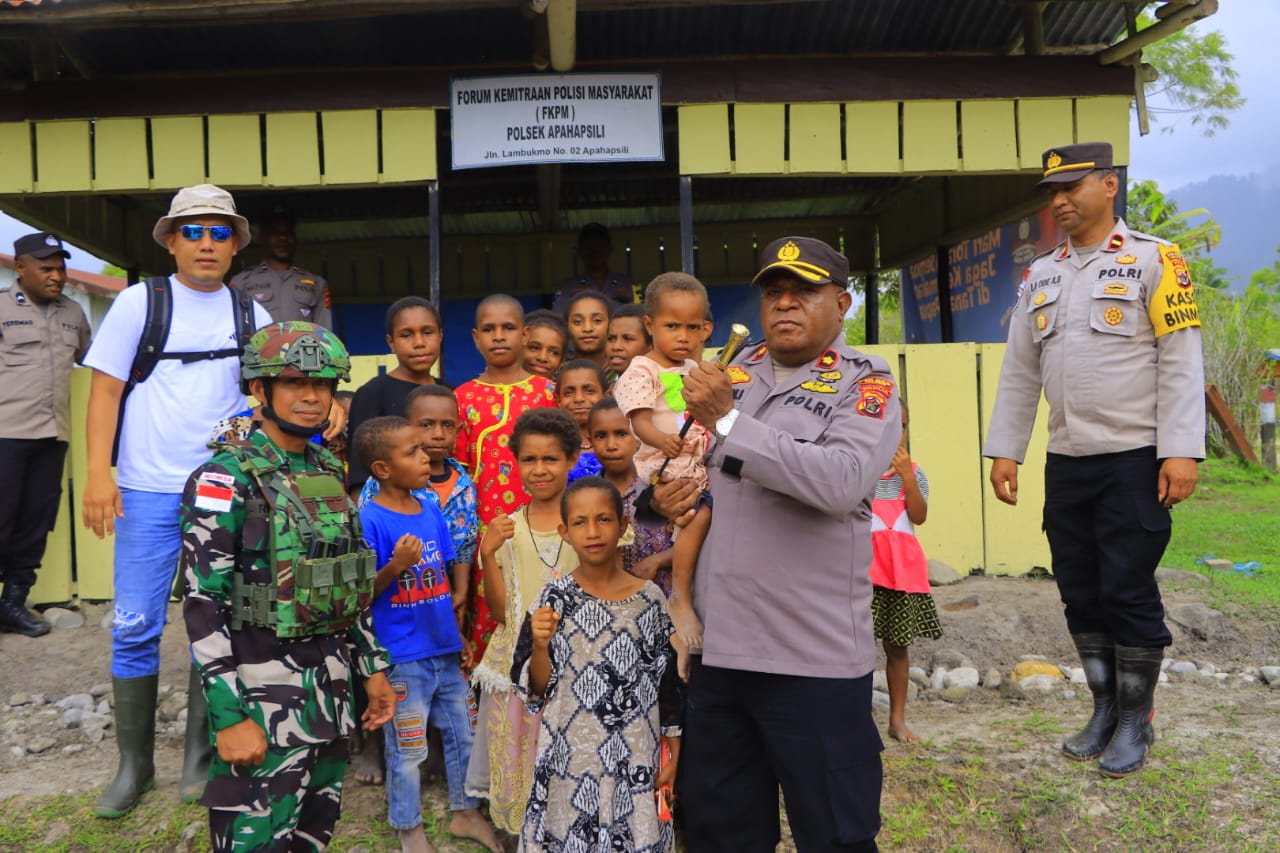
[30,345,1050,603]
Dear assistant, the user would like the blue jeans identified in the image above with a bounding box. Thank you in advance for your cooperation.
[384,653,479,829]
[111,489,183,679]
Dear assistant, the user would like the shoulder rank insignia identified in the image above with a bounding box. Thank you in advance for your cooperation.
[747,343,769,364]
[726,366,751,385]
[1116,254,1137,265]
[855,377,894,420]
[1107,233,1125,251]
[1056,244,1070,261]
[815,350,838,370]
[818,370,842,382]
[800,380,837,394]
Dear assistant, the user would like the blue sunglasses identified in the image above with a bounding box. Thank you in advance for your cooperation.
[179,224,234,242]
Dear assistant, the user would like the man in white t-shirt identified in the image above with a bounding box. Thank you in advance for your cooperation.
[81,185,277,819]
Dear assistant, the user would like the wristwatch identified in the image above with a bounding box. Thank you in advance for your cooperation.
[714,409,739,442]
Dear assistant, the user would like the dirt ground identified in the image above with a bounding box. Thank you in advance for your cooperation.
[2,572,1279,851]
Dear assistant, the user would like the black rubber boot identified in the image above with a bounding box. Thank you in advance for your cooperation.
[1098,645,1164,778]
[179,664,212,804]
[0,583,51,638]
[1061,633,1116,761]
[95,675,158,818]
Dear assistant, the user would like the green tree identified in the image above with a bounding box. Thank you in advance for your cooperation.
[1137,13,1245,137]
[101,263,127,278]
[844,272,904,347]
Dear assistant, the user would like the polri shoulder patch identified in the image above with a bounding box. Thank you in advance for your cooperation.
[855,376,894,420]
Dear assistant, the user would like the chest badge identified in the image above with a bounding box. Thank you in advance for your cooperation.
[1104,306,1124,326]
[1035,313,1048,331]
[726,366,751,385]
[1103,283,1129,296]
[800,380,837,394]
[1033,292,1047,306]
[818,370,842,382]
[1116,254,1137,265]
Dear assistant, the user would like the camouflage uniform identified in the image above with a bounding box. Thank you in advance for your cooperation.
[182,409,389,850]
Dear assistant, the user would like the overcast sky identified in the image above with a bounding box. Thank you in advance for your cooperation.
[2,1,1271,276]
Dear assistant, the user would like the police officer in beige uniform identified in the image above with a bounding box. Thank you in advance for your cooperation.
[231,207,332,327]
[0,232,91,637]
[550,222,636,313]
[984,142,1205,779]
[679,237,900,853]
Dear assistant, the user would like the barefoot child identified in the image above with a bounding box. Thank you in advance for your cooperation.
[612,272,714,657]
[347,297,446,498]
[513,476,683,853]
[522,309,569,382]
[869,400,941,743]
[454,295,557,666]
[588,398,674,596]
[465,409,581,835]
[606,302,650,382]
[355,416,501,853]
[563,289,611,371]
[555,359,607,482]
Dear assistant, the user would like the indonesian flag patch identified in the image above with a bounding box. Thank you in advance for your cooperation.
[194,471,235,513]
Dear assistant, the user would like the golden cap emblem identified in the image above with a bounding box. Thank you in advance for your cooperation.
[777,240,801,262]
[1046,151,1063,170]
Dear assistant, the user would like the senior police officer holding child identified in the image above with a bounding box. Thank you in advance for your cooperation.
[985,142,1205,778]
[0,232,91,637]
[678,237,900,852]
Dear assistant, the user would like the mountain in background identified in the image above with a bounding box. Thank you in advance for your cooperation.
[1167,163,1280,292]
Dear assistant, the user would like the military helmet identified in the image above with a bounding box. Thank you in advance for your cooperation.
[240,321,350,393]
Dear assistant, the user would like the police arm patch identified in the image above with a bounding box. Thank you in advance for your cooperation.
[1149,244,1200,338]
[855,377,895,419]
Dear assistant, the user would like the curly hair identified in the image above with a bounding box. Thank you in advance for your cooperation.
[353,415,413,472]
[510,407,581,458]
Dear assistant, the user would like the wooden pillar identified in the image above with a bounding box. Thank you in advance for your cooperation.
[679,175,694,275]
[936,245,954,343]
[864,271,880,345]
[428,180,441,307]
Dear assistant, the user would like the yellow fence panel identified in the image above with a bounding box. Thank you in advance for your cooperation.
[902,101,958,173]
[35,120,92,193]
[265,112,321,188]
[677,104,732,175]
[1075,96,1131,165]
[0,122,33,193]
[208,114,263,187]
[93,118,150,191]
[904,343,986,574]
[151,116,206,189]
[788,103,842,174]
[1016,98,1074,170]
[321,110,379,185]
[733,103,786,174]
[381,109,436,183]
[68,369,116,600]
[845,102,901,174]
[960,100,1018,172]
[979,342,1053,575]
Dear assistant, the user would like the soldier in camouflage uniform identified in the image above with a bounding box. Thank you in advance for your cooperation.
[181,321,396,852]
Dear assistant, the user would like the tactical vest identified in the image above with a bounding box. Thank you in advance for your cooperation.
[217,438,377,639]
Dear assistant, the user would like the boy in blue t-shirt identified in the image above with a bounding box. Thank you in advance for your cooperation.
[355,416,501,853]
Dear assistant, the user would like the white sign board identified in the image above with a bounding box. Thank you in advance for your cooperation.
[450,73,663,170]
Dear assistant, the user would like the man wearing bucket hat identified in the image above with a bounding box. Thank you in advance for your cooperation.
[985,142,1205,778]
[677,237,901,852]
[0,232,90,637]
[80,184,277,818]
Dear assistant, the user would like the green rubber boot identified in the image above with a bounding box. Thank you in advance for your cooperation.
[179,664,212,804]
[94,675,158,819]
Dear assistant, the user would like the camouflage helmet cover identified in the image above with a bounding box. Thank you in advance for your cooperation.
[241,321,350,393]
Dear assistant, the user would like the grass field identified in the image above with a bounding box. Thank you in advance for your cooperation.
[1161,457,1280,613]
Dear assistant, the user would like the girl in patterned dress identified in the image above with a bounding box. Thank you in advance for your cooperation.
[465,409,581,835]
[513,476,683,853]
[869,400,942,743]
[454,295,557,666]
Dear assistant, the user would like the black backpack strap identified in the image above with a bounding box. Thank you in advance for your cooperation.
[112,277,173,465]
[231,284,257,348]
